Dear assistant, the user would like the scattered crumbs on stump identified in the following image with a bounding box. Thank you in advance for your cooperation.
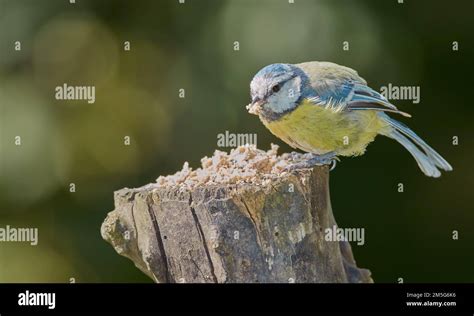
[156,144,315,190]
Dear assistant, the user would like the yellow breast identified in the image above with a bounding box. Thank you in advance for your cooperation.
[261,99,388,156]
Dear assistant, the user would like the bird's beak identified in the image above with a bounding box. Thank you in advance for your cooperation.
[246,99,266,115]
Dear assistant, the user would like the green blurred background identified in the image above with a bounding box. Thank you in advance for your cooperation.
[0,0,472,283]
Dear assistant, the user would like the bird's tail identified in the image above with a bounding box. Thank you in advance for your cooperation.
[380,114,453,177]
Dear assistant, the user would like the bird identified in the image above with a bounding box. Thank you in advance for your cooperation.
[246,61,452,177]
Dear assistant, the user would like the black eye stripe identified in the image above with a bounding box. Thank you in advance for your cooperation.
[269,74,298,95]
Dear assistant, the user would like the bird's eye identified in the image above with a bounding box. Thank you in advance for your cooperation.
[272,84,281,93]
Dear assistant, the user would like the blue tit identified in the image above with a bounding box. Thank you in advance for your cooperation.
[246,61,452,177]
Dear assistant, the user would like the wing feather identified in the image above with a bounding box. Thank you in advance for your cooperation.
[298,61,411,117]
[348,83,411,117]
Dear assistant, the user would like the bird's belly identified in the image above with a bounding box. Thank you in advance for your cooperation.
[262,100,386,156]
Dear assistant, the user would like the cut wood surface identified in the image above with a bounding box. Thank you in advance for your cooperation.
[101,147,372,283]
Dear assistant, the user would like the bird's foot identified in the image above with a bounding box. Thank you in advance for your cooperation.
[284,152,339,172]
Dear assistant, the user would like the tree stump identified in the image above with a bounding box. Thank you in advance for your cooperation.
[101,146,372,283]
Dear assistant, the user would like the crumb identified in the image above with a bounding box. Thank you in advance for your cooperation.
[155,144,307,190]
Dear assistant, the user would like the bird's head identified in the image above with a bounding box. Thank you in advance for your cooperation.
[247,63,307,121]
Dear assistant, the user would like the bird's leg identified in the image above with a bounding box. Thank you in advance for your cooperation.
[285,151,339,171]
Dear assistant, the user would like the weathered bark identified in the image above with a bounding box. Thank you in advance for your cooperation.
[101,166,372,283]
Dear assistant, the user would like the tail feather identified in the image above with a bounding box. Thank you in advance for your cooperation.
[380,114,453,177]
[388,130,442,177]
[385,118,453,171]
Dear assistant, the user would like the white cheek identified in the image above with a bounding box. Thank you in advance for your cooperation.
[267,78,301,113]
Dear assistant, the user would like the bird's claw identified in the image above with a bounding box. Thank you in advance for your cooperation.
[329,158,338,171]
[284,153,339,172]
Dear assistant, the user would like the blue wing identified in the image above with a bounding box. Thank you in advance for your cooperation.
[307,79,411,117]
